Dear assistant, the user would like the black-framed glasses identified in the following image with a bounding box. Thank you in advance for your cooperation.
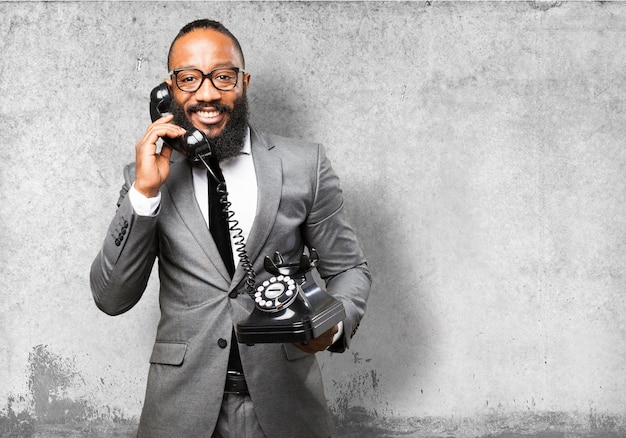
[170,67,244,92]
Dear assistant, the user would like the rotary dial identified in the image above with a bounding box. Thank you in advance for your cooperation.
[254,275,299,312]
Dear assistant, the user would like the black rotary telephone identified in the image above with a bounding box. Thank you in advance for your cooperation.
[149,84,346,344]
[236,249,346,344]
[149,83,212,161]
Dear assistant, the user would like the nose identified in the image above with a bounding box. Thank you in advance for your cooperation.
[195,76,222,102]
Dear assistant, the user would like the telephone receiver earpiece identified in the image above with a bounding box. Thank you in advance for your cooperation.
[149,83,212,161]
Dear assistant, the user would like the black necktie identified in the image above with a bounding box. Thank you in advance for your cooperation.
[207,157,242,373]
[207,157,235,278]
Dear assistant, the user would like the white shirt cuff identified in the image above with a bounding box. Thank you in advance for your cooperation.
[129,183,161,216]
[330,321,344,347]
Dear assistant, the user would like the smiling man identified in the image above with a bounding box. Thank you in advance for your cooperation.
[90,19,371,438]
[167,27,250,162]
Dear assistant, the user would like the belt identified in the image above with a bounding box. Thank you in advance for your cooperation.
[224,371,249,395]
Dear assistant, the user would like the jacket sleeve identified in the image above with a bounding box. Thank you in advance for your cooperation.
[303,145,372,352]
[90,164,159,316]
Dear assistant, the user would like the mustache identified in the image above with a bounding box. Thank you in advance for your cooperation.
[187,102,233,114]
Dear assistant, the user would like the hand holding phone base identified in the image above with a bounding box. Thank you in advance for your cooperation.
[236,249,346,345]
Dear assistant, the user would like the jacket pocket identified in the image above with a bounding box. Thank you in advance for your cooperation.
[149,341,187,366]
[283,342,311,361]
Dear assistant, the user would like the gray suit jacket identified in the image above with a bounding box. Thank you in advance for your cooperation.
[90,126,371,437]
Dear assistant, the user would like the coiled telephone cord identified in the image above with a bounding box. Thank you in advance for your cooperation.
[199,155,257,298]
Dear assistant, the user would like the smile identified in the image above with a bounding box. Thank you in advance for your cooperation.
[197,109,220,118]
[191,108,226,126]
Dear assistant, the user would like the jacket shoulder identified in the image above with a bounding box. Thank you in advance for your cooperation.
[252,127,319,150]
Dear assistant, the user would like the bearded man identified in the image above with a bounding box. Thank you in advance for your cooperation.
[90,19,370,438]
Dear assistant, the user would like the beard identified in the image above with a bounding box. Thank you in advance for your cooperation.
[171,94,249,162]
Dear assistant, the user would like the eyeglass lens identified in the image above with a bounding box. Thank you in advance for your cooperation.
[176,68,239,92]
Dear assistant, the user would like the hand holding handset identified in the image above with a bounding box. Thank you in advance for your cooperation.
[149,83,212,161]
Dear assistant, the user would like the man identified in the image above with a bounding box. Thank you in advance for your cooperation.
[90,19,370,438]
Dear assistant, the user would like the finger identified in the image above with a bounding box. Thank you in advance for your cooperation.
[156,113,175,123]
[159,144,173,161]
[136,130,183,159]
[148,123,186,142]
[143,116,185,140]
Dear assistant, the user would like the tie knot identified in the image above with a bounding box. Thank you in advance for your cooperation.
[207,157,225,184]
[208,156,220,168]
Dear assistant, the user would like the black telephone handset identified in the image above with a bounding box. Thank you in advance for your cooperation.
[236,249,346,345]
[149,83,212,161]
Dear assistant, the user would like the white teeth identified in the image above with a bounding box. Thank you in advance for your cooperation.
[197,110,219,118]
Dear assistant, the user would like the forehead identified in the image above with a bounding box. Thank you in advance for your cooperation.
[169,29,243,70]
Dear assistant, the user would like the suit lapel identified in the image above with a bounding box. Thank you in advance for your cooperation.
[231,127,282,290]
[166,155,232,283]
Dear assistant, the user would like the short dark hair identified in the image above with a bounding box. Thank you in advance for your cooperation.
[167,19,245,70]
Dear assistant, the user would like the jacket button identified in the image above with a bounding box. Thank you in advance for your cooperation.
[228,291,238,299]
[217,338,228,348]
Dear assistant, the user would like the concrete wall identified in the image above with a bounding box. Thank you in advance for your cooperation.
[2,1,626,436]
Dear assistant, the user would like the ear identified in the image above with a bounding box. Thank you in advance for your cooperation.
[242,72,251,92]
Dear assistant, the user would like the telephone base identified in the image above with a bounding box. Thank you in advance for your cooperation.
[235,282,346,344]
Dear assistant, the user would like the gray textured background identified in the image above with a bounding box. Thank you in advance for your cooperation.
[2,1,626,437]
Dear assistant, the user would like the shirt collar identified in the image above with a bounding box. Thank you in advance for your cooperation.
[241,126,251,155]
